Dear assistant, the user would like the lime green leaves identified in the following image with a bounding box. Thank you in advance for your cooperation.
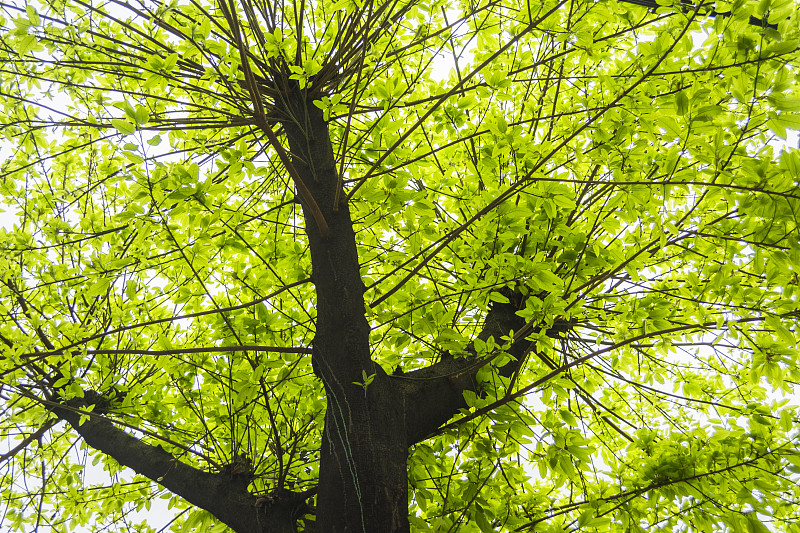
[25,4,40,26]
[147,52,179,73]
[288,59,323,89]
[6,4,43,54]
[110,118,136,136]
[263,27,291,59]
[1,0,799,531]
[110,102,150,135]
[674,90,689,116]
[373,75,407,110]
[352,369,376,398]
[313,93,348,121]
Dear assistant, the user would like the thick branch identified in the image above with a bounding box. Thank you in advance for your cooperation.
[51,398,305,533]
[620,0,779,29]
[397,293,533,446]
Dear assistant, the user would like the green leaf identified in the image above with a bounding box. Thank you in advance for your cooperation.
[675,91,689,115]
[474,509,493,532]
[558,409,576,426]
[765,40,799,57]
[488,291,510,304]
[25,5,40,26]
[577,508,595,527]
[163,53,179,71]
[133,106,150,126]
[746,514,771,533]
[85,278,110,298]
[111,118,136,135]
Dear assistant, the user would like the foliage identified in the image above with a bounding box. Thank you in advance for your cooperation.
[1,0,800,531]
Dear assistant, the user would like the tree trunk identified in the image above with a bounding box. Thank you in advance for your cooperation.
[278,88,410,532]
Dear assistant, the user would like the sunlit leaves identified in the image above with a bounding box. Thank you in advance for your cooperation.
[1,0,800,530]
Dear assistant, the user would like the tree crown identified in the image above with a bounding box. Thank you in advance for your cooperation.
[1,0,799,531]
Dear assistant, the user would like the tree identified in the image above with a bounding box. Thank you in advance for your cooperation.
[1,0,799,530]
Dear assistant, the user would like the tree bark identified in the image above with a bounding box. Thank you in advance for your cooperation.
[397,293,533,446]
[50,398,305,533]
[278,89,409,532]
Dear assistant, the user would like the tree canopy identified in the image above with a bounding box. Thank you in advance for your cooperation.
[1,0,800,531]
